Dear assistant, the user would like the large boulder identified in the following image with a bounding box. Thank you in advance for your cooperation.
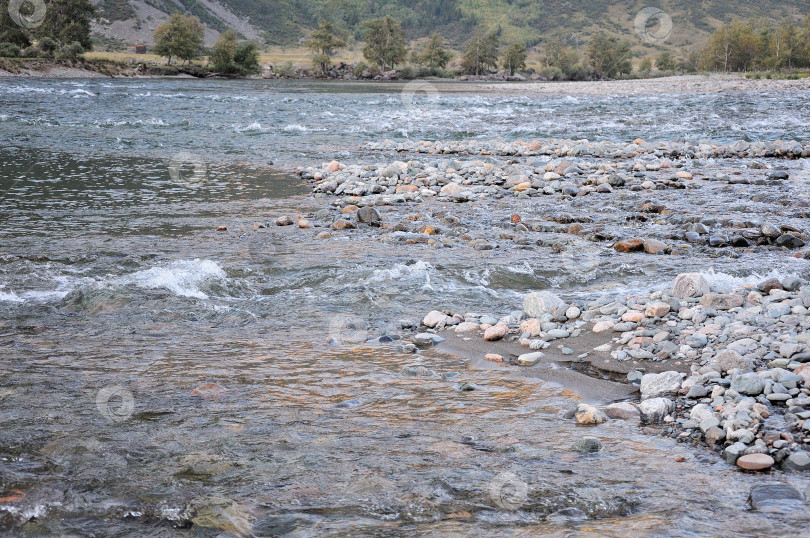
[673,273,710,299]
[640,371,683,400]
[639,397,674,424]
[523,291,564,318]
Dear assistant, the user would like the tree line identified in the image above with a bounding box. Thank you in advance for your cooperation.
[701,17,810,72]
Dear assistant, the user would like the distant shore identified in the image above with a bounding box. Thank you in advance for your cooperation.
[2,59,810,97]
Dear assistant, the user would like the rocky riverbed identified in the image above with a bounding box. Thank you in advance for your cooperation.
[411,273,810,474]
[281,136,810,477]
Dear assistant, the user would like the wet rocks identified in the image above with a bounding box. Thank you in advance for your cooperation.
[422,311,449,329]
[673,273,710,299]
[639,398,674,424]
[604,402,640,420]
[332,219,355,230]
[613,238,643,252]
[782,450,810,471]
[357,206,381,224]
[571,436,602,453]
[517,351,545,366]
[523,291,564,318]
[574,403,607,425]
[640,371,683,400]
[749,483,805,511]
[484,322,508,341]
[736,454,775,471]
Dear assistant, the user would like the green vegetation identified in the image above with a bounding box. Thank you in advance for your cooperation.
[656,51,675,71]
[587,33,631,78]
[210,28,261,74]
[98,0,136,21]
[153,13,204,64]
[306,20,346,75]
[701,16,810,71]
[502,43,526,75]
[413,33,452,69]
[0,0,94,50]
[460,27,499,75]
[362,16,407,70]
[639,56,652,73]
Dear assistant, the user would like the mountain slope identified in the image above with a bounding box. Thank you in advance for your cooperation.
[92,0,810,52]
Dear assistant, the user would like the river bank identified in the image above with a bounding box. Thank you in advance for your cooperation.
[2,60,810,96]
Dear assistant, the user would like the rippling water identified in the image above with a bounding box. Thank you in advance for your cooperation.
[2,79,810,535]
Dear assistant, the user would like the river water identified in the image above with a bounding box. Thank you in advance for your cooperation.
[2,78,810,535]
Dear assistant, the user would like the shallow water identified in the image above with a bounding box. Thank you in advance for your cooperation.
[2,79,810,535]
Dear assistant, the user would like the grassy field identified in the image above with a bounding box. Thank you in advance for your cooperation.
[86,46,553,72]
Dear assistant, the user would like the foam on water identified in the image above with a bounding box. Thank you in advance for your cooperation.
[119,259,227,299]
[0,285,24,303]
[702,267,796,293]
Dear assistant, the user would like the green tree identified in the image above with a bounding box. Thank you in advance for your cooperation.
[461,27,500,75]
[153,14,204,65]
[419,32,452,69]
[0,0,32,48]
[639,56,652,72]
[502,43,527,75]
[701,20,759,72]
[211,29,238,71]
[361,16,407,71]
[774,21,801,70]
[656,50,675,71]
[543,39,579,74]
[211,29,260,75]
[587,33,631,78]
[307,20,345,76]
[234,41,260,74]
[36,0,95,50]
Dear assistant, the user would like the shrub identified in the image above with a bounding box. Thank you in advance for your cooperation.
[60,42,85,60]
[21,46,40,58]
[537,66,564,80]
[566,63,594,81]
[273,61,294,77]
[353,61,368,77]
[398,65,415,79]
[0,43,21,58]
[38,37,60,58]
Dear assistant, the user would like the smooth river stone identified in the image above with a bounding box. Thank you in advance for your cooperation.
[736,454,775,471]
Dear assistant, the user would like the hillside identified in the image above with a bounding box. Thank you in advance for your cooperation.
[92,0,810,53]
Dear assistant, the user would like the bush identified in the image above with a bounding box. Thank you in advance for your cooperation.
[60,42,85,60]
[233,41,260,75]
[566,63,594,81]
[353,61,368,77]
[21,46,40,58]
[537,66,564,80]
[38,38,60,58]
[0,28,31,49]
[398,65,415,79]
[0,43,21,58]
[273,61,294,77]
